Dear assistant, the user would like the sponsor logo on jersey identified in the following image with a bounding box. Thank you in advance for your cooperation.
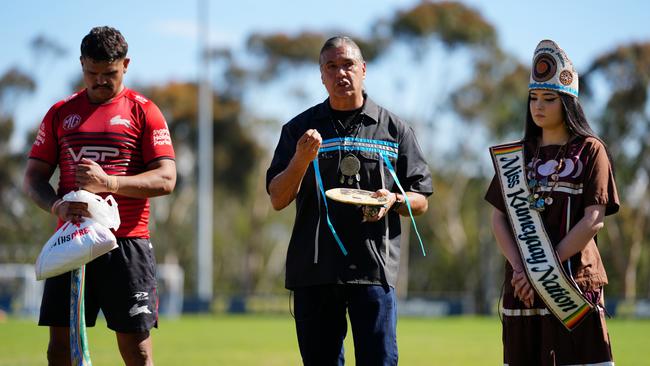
[109,115,131,128]
[153,128,172,146]
[134,94,149,104]
[34,123,46,146]
[68,146,120,162]
[63,114,82,130]
[64,92,79,102]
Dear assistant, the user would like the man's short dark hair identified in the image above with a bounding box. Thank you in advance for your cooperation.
[319,36,364,65]
[80,26,128,62]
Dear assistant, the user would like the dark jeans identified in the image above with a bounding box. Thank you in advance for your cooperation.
[293,284,398,366]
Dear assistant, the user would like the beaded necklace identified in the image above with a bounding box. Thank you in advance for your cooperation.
[526,142,568,211]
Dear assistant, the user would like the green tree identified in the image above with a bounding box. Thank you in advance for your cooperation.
[582,42,650,301]
[0,66,63,266]
[142,80,272,295]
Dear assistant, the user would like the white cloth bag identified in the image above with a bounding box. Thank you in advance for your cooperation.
[35,190,120,280]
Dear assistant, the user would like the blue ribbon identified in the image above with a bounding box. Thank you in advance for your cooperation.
[381,154,427,257]
[313,159,348,256]
[313,153,426,257]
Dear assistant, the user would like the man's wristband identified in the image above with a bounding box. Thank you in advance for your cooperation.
[106,175,119,193]
[391,194,404,212]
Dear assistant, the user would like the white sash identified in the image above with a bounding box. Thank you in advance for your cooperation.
[490,143,593,331]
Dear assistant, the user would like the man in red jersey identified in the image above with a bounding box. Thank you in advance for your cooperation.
[23,26,176,366]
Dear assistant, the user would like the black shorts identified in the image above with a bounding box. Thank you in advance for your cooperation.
[39,238,158,333]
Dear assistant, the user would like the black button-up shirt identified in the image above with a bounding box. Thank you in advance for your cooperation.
[267,95,433,289]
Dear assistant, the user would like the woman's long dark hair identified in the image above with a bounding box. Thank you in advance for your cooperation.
[523,92,614,168]
[524,93,598,141]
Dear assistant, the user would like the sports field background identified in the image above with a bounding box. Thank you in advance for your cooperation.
[1,315,648,365]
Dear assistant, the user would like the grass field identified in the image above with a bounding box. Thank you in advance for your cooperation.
[0,315,648,365]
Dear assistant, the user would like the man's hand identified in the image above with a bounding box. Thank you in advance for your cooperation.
[75,158,116,193]
[269,129,322,211]
[52,200,90,225]
[362,189,397,222]
[295,129,322,164]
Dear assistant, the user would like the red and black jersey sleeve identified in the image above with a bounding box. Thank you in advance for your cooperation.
[141,101,175,164]
[29,101,65,165]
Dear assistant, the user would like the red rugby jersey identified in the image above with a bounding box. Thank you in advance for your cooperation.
[29,88,175,238]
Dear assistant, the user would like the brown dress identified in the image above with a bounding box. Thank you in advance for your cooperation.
[486,136,620,366]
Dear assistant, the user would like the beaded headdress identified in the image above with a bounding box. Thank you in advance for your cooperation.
[529,40,579,97]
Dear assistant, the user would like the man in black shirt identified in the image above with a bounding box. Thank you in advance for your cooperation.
[267,36,433,365]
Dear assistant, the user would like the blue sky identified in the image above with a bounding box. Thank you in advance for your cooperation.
[2,0,649,150]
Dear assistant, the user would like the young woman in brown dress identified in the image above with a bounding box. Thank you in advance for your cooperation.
[486,40,619,366]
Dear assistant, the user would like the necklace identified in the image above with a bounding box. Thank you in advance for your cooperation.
[526,142,567,212]
[331,112,364,185]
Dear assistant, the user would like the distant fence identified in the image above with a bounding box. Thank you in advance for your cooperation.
[1,263,649,318]
[0,264,42,316]
[197,293,650,318]
[0,263,184,318]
